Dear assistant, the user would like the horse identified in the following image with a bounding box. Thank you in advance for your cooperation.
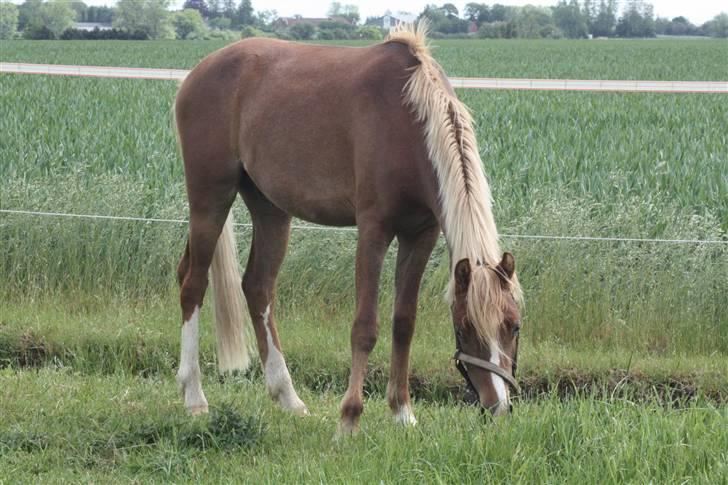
[174,22,522,434]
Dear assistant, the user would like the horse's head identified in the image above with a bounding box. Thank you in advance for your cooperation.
[450,253,522,416]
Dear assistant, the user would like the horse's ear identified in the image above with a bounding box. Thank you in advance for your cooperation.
[454,258,471,295]
[496,252,516,282]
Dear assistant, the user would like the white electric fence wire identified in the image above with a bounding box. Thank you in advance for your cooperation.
[2,62,727,94]
[1,209,725,245]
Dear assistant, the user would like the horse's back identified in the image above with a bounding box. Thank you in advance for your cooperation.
[177,38,433,226]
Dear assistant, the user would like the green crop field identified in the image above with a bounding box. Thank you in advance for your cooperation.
[1,38,727,482]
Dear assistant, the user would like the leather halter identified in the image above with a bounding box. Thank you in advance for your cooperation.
[453,350,520,394]
[453,319,521,396]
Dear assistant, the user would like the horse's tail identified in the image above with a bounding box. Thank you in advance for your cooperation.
[210,212,253,373]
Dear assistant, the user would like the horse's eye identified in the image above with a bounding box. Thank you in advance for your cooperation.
[512,323,521,337]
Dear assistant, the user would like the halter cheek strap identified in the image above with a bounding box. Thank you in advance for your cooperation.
[453,350,521,394]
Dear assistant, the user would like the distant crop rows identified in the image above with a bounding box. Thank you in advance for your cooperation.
[3,38,728,80]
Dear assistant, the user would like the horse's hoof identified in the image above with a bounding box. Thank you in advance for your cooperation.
[393,405,417,426]
[293,405,310,416]
[335,420,359,439]
[278,393,309,416]
[188,404,209,416]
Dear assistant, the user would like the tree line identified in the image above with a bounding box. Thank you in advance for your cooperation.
[0,0,726,41]
[427,1,727,38]
[0,0,253,40]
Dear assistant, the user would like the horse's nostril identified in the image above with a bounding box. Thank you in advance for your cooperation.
[509,403,513,414]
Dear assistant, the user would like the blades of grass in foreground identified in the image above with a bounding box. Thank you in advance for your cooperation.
[0,369,725,483]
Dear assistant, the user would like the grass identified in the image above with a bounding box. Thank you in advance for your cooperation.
[1,369,725,483]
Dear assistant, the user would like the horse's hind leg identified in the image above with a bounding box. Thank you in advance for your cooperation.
[239,179,308,415]
[177,183,237,415]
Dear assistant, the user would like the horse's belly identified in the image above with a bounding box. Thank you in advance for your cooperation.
[272,192,356,226]
[284,198,357,227]
[246,167,356,227]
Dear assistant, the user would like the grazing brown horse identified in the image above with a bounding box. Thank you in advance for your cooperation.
[174,23,522,433]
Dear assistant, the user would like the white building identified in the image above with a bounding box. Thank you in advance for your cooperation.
[370,13,418,31]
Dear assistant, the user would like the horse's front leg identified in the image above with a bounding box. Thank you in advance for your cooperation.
[338,223,393,435]
[387,225,440,426]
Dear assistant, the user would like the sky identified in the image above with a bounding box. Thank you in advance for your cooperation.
[12,1,727,26]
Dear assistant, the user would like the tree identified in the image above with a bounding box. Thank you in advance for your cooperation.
[318,19,356,38]
[172,8,206,39]
[68,1,86,21]
[441,3,458,18]
[553,0,588,38]
[419,4,469,34]
[183,0,209,19]
[22,0,75,39]
[591,0,617,36]
[328,2,359,24]
[222,0,235,20]
[289,22,314,40]
[233,0,253,27]
[0,2,19,39]
[616,0,656,38]
[664,16,697,36]
[207,0,220,18]
[582,0,594,28]
[83,6,113,23]
[356,25,382,39]
[706,12,728,38]
[514,5,553,38]
[208,16,230,29]
[489,4,514,22]
[464,3,489,25]
[114,0,173,39]
[654,16,670,35]
[478,20,515,38]
[17,0,39,30]
[255,9,277,29]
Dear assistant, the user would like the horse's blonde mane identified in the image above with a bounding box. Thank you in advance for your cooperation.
[386,22,522,349]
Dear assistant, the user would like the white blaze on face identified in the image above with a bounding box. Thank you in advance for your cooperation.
[489,343,509,415]
[177,306,208,413]
[261,305,308,414]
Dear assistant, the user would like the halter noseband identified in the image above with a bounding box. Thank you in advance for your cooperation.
[453,326,521,397]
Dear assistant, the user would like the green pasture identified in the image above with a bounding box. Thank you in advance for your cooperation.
[1,370,725,483]
[0,38,726,481]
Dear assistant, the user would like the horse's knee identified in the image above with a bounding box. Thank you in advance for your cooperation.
[177,260,188,288]
[242,271,272,308]
[241,272,256,300]
[392,313,415,347]
[177,242,190,287]
[351,316,378,353]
